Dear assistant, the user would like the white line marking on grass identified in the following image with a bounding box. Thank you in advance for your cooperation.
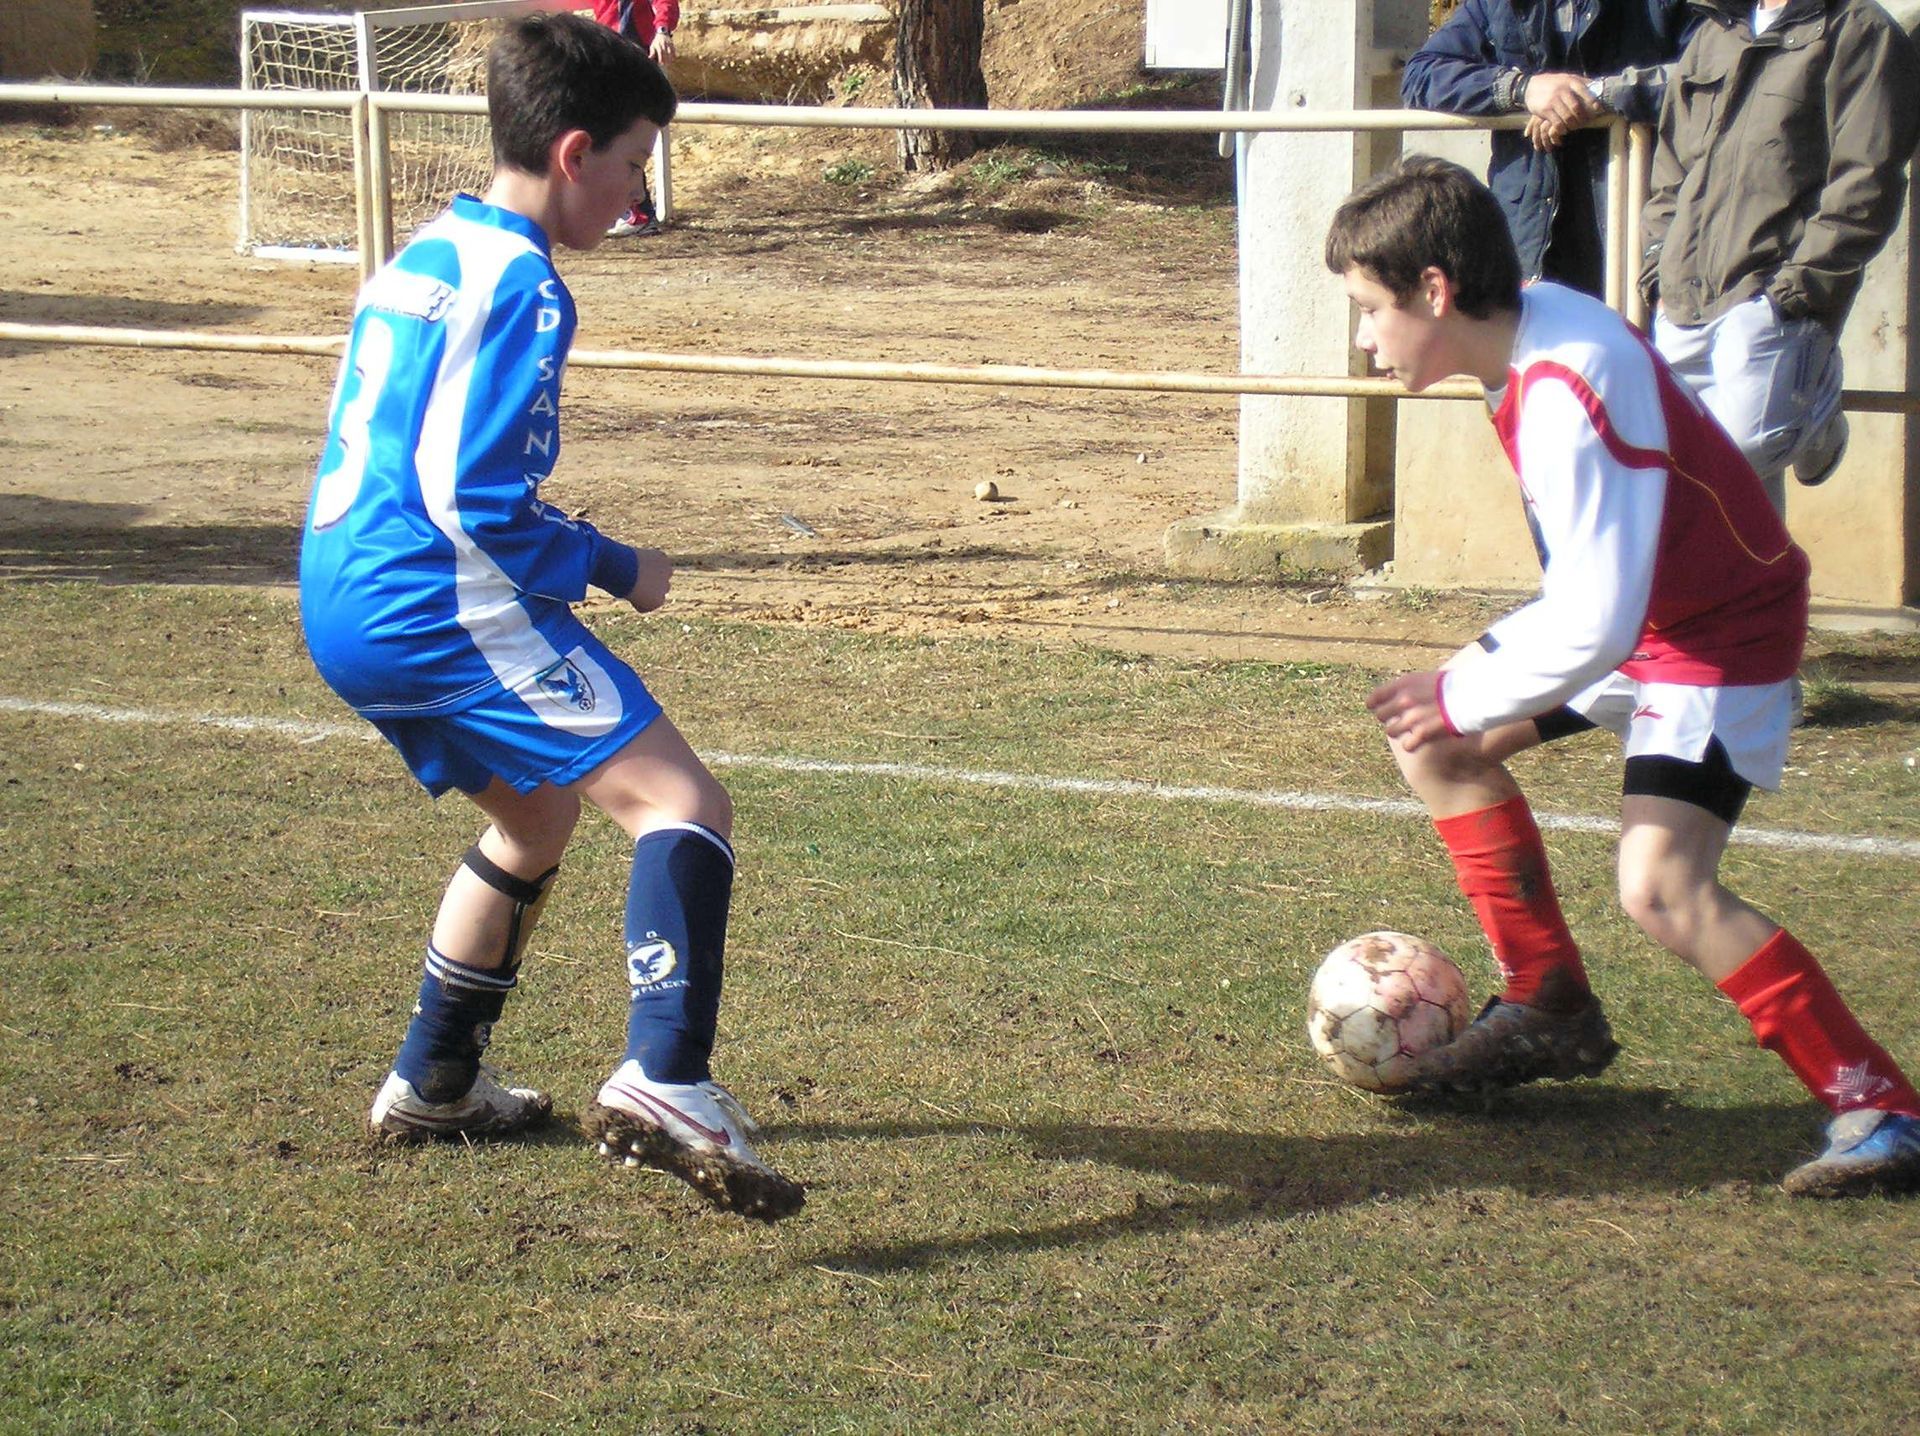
[705,751,1920,860]
[6,695,1918,862]
[0,698,378,744]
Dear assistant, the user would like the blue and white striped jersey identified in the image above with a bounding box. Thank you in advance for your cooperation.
[300,195,638,718]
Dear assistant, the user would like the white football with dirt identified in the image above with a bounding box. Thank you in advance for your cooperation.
[1306,930,1472,1092]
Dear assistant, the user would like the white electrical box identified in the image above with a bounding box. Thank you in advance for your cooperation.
[1143,0,1232,70]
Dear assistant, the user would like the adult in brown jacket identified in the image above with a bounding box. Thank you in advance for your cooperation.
[1640,0,1920,513]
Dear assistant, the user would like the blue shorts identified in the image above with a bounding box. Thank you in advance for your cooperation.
[370,634,663,797]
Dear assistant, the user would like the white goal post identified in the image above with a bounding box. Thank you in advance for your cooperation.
[238,0,670,261]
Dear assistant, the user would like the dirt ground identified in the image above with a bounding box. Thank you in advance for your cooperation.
[2,110,1913,690]
[0,109,1519,674]
[0,1,1851,675]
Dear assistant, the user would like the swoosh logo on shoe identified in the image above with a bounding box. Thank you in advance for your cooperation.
[608,1082,734,1147]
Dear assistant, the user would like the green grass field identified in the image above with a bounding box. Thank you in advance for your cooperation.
[3,583,1918,1433]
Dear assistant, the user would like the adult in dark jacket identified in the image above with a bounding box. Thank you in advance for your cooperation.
[1403,0,1695,296]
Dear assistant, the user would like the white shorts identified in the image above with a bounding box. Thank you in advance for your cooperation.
[1560,670,1794,793]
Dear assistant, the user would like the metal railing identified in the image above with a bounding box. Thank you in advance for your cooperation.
[12,82,1905,415]
[0,79,1671,407]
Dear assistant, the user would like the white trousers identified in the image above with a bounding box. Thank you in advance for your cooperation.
[1653,294,1843,515]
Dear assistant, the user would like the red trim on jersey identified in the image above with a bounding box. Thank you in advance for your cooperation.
[1490,338,1808,688]
[1515,360,1668,470]
[1433,672,1460,736]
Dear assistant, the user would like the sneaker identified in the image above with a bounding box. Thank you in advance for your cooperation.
[1782,1108,1920,1198]
[369,1067,552,1142]
[1793,409,1849,487]
[585,1059,806,1222]
[606,210,663,238]
[1405,990,1619,1093]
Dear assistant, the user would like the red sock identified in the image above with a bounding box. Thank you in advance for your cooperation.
[1434,796,1588,1007]
[1717,930,1920,1117]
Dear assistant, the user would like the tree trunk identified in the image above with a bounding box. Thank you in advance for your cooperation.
[893,0,988,172]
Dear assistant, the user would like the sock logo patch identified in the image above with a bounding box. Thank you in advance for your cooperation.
[627,937,680,989]
[1825,1059,1895,1108]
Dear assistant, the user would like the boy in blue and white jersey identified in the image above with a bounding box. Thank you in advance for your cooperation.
[299,12,803,1221]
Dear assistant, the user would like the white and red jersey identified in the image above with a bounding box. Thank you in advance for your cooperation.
[1438,282,1810,736]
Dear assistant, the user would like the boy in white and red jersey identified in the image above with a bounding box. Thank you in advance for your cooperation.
[1325,156,1920,1197]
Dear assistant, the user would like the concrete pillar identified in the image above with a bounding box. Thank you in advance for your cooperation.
[1786,180,1920,614]
[1166,0,1427,578]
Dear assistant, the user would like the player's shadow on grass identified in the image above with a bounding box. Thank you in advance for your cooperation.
[0,289,265,347]
[671,206,1078,252]
[677,544,1041,572]
[0,503,297,586]
[805,1088,1814,1273]
[1800,688,1920,729]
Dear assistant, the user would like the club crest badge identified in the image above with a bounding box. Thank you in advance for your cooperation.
[627,938,679,989]
[536,657,596,713]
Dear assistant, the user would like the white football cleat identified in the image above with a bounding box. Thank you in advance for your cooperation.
[1782,1108,1920,1198]
[585,1059,806,1222]
[606,210,663,238]
[369,1068,552,1142]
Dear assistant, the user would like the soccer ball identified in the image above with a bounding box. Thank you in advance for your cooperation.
[1305,931,1472,1093]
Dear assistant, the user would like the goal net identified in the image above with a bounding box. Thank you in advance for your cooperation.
[239,2,568,260]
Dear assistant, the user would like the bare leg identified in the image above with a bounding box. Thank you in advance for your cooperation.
[428,777,581,973]
[577,712,731,841]
[1614,794,1777,983]
[1386,717,1543,818]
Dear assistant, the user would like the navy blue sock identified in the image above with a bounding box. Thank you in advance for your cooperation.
[623,823,734,1083]
[391,946,518,1103]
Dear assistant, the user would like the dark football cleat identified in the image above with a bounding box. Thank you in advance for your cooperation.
[1405,988,1618,1093]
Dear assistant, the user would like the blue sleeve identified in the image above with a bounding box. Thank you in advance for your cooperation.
[1401,0,1510,115]
[453,267,638,601]
[590,538,640,599]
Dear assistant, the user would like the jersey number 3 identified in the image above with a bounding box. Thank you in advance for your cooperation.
[310,319,396,532]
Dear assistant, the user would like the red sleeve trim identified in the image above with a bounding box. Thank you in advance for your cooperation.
[1434,672,1461,736]
[1517,359,1669,471]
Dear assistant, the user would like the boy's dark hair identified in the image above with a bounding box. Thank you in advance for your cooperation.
[1324,156,1522,318]
[487,12,678,174]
